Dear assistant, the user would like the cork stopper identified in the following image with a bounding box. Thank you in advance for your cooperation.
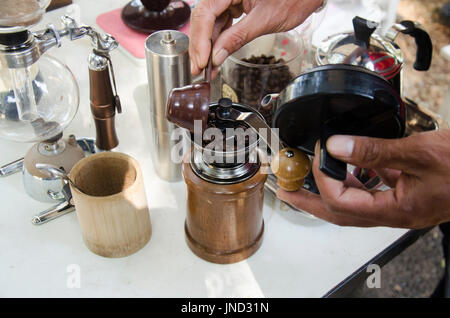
[271,148,311,192]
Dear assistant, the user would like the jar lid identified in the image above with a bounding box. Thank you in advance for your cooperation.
[272,64,406,155]
[145,30,189,57]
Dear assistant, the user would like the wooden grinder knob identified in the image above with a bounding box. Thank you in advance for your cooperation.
[271,148,311,192]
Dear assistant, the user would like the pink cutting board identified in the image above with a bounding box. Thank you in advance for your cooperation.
[96,5,191,59]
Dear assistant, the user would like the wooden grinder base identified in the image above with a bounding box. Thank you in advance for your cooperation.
[185,221,264,264]
[182,161,267,264]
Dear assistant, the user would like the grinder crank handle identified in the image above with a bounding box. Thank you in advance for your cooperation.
[216,98,311,192]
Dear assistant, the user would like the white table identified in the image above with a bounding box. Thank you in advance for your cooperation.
[0,0,412,298]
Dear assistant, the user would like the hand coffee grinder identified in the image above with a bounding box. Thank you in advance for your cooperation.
[0,2,121,203]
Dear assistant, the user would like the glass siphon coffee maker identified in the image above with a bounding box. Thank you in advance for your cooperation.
[0,1,121,209]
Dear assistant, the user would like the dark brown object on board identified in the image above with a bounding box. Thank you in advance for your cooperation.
[89,68,119,151]
[47,0,72,11]
[182,158,267,264]
[121,0,191,34]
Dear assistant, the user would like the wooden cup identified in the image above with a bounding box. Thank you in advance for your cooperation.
[70,152,151,258]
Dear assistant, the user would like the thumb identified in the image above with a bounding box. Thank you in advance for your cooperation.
[326,135,422,174]
[211,11,267,66]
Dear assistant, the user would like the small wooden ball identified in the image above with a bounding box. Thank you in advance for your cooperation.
[271,148,311,192]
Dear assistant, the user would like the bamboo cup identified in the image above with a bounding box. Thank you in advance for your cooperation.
[69,152,151,258]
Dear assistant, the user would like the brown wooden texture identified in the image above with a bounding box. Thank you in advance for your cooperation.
[182,161,267,264]
[47,0,72,11]
[89,68,119,151]
[70,152,151,258]
[271,147,311,192]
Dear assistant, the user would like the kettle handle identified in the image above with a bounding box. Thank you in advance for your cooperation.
[398,20,433,71]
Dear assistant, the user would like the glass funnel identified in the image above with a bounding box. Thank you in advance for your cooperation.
[0,55,79,143]
[0,0,51,32]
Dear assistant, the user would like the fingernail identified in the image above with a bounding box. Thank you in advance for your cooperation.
[213,48,228,66]
[326,135,354,157]
[190,61,196,74]
[314,140,320,154]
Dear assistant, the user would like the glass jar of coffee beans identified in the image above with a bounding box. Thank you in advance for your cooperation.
[221,31,305,125]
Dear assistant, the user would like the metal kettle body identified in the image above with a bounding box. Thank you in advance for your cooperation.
[316,16,433,96]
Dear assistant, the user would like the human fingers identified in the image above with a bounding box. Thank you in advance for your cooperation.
[189,0,241,75]
[325,135,429,176]
[276,188,379,227]
[210,7,269,67]
[312,142,410,226]
[211,0,322,66]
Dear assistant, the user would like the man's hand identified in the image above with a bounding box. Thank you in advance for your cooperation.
[189,0,322,75]
[277,130,450,229]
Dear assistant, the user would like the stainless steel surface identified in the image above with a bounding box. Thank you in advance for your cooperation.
[216,99,284,154]
[0,137,95,177]
[0,16,90,69]
[35,162,83,193]
[145,30,191,182]
[404,98,448,133]
[30,138,96,225]
[21,135,85,202]
[23,165,65,202]
[37,138,66,156]
[1,137,94,203]
[315,31,403,72]
[189,101,267,184]
[31,199,75,225]
[384,22,408,42]
[87,28,119,72]
[0,16,114,144]
[0,157,24,177]
[190,144,260,184]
